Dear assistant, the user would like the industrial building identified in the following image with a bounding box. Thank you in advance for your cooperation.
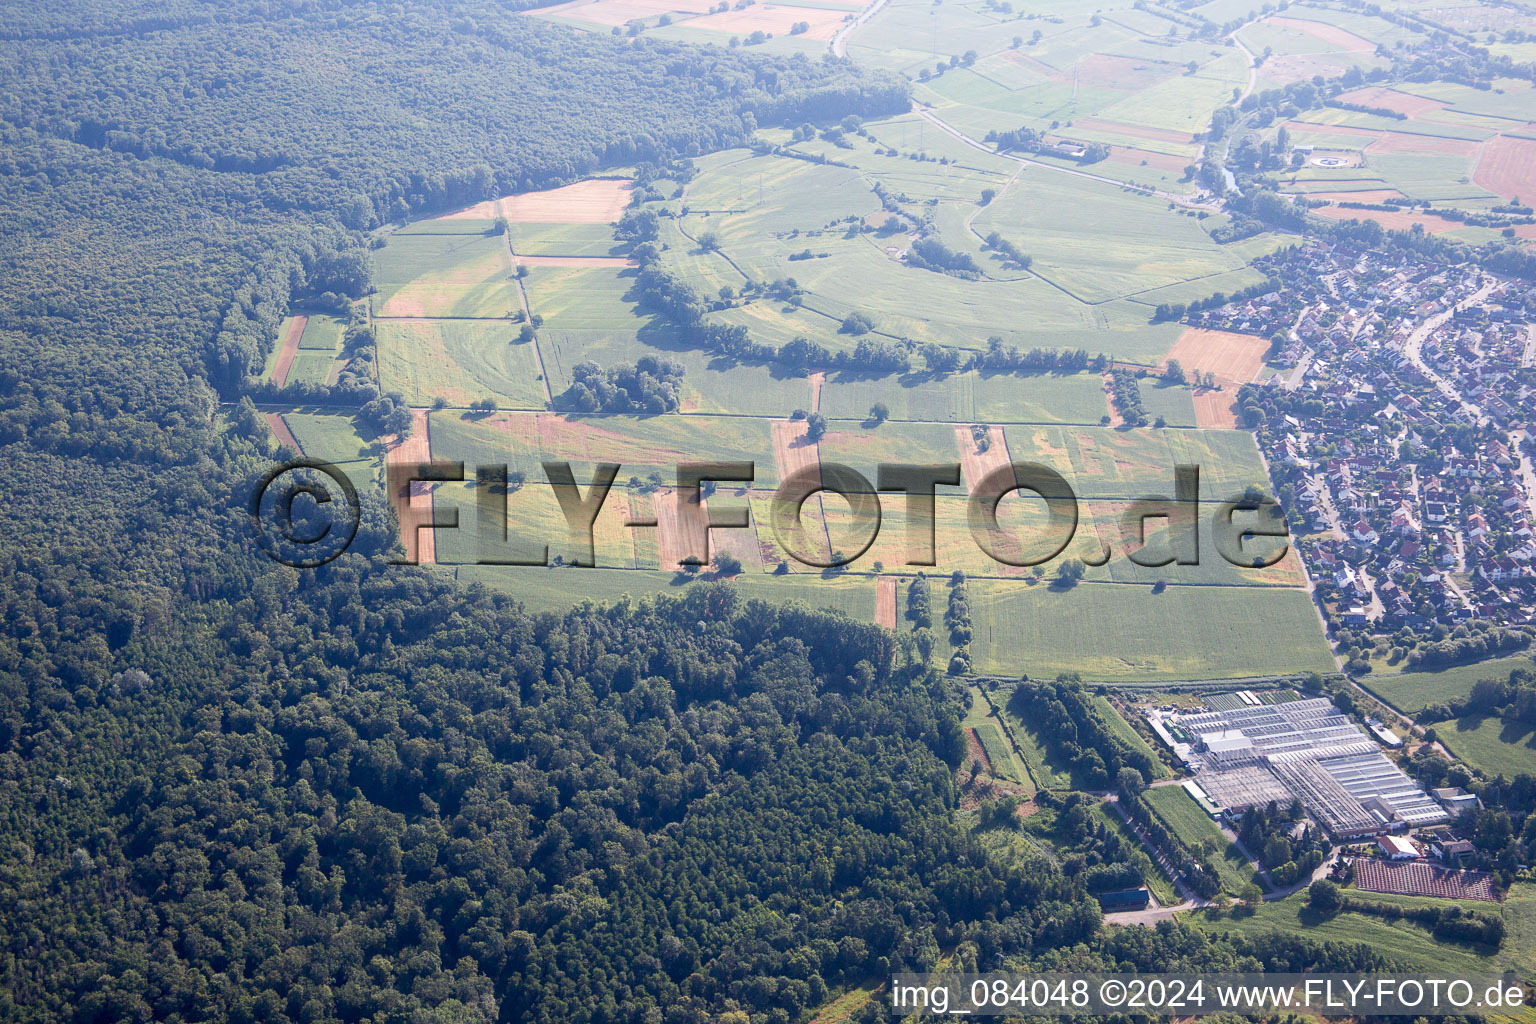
[1147,697,1449,837]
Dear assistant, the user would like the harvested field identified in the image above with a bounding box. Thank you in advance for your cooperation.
[1285,120,1382,144]
[1368,131,1479,156]
[1312,204,1465,234]
[809,370,824,412]
[1353,859,1498,902]
[272,315,307,387]
[1076,53,1170,91]
[264,412,301,451]
[876,574,896,629]
[437,179,634,224]
[1105,145,1190,172]
[772,418,822,485]
[513,254,635,268]
[998,51,1070,84]
[1163,327,1269,387]
[682,4,848,40]
[955,424,1011,493]
[533,0,717,27]
[1473,134,1536,201]
[1071,117,1194,145]
[1338,86,1448,118]
[654,487,709,569]
[1302,188,1405,202]
[503,179,633,222]
[1265,15,1375,52]
[1193,387,1238,429]
[386,409,436,565]
[1260,52,1366,85]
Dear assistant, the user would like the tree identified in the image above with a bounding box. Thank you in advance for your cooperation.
[1116,767,1145,797]
[1308,879,1343,914]
[869,402,890,424]
[1162,358,1186,385]
[839,312,874,335]
[805,411,829,442]
[713,552,743,577]
[1056,558,1086,584]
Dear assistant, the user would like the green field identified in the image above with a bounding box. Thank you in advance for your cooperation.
[1200,882,1536,985]
[1094,696,1171,779]
[375,320,549,409]
[1437,715,1536,780]
[963,684,1036,792]
[973,722,1022,784]
[993,693,1073,791]
[820,370,1113,425]
[966,580,1335,682]
[1144,785,1264,895]
[1367,655,1536,713]
[972,171,1258,304]
[372,231,519,318]
[510,222,627,257]
[281,411,380,486]
[521,266,640,330]
[457,564,880,619]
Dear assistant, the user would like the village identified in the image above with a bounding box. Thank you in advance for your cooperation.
[1198,241,1536,654]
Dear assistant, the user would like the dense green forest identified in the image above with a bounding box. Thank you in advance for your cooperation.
[0,1,1479,1021]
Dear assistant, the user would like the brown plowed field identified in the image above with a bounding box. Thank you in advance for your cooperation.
[1367,131,1478,155]
[1312,204,1465,234]
[436,178,634,223]
[1193,388,1239,429]
[264,412,301,451]
[1473,134,1536,202]
[685,4,848,40]
[272,315,307,387]
[385,409,436,565]
[1106,145,1190,172]
[1163,327,1269,387]
[772,418,821,485]
[1337,86,1448,117]
[513,254,636,268]
[954,424,1012,493]
[1265,15,1375,52]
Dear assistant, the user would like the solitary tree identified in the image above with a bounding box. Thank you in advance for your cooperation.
[1056,558,1086,584]
[1308,879,1343,914]
[869,402,890,424]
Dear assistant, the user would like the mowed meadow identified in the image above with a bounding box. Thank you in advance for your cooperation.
[266,0,1340,683]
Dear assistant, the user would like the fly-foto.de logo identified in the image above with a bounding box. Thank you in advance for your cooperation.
[252,457,1289,572]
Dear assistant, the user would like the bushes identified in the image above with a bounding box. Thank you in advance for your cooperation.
[1109,369,1145,426]
[906,237,981,279]
[1007,679,1161,790]
[557,357,684,414]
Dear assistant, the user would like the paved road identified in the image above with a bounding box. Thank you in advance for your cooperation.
[1401,279,1496,425]
[911,102,1219,211]
[829,0,888,58]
